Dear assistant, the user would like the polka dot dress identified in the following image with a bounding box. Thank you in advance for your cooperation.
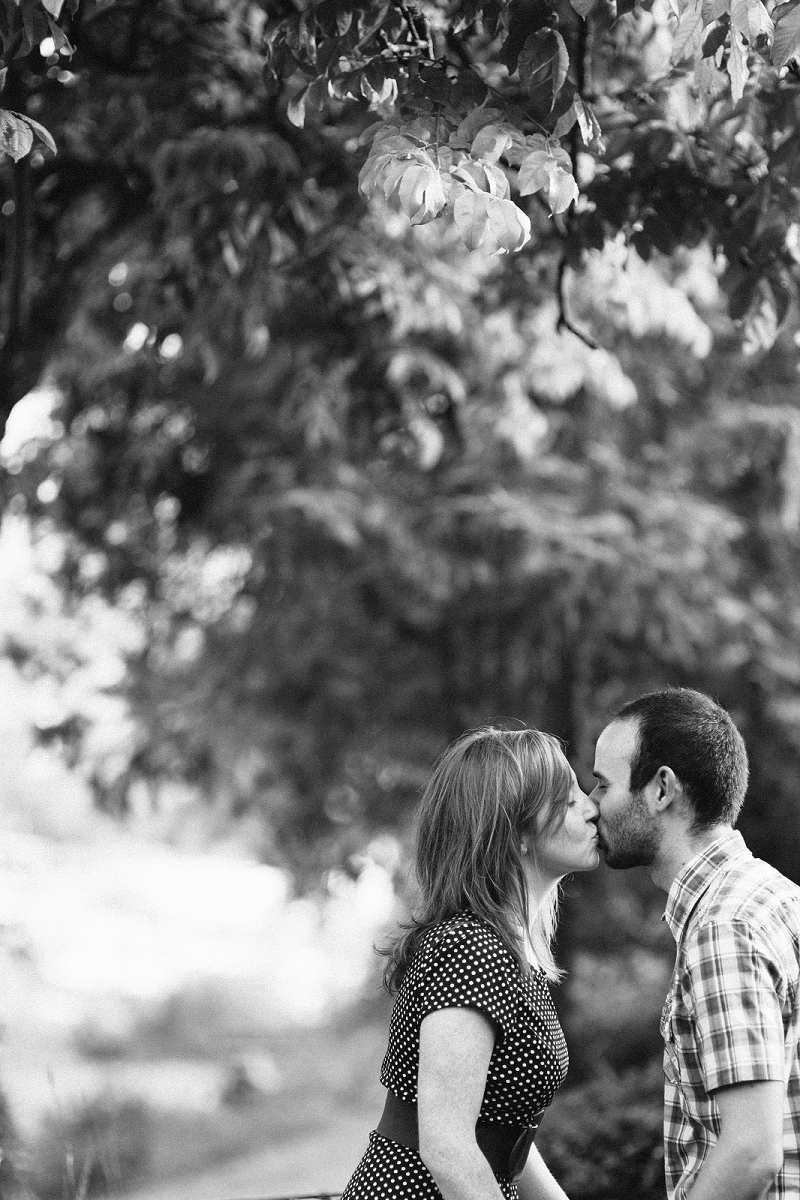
[342,912,568,1199]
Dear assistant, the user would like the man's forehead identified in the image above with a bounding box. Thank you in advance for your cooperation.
[594,718,639,767]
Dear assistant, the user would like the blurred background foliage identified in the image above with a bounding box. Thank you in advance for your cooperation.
[2,0,800,1197]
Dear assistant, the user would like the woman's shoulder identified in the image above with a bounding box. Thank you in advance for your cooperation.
[416,911,520,972]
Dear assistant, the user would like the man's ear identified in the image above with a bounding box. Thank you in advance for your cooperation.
[651,765,681,812]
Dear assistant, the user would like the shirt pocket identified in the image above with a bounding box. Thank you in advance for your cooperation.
[661,993,680,1085]
[664,990,707,1094]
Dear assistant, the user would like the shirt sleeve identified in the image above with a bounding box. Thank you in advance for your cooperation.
[686,918,787,1093]
[414,919,519,1045]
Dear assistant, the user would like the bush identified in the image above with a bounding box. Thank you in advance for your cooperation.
[0,1086,25,1199]
[30,1094,151,1199]
[538,1058,666,1200]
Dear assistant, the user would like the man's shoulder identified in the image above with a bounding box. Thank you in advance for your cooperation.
[699,850,800,935]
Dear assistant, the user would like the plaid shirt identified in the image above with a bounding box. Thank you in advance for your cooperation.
[662,828,800,1200]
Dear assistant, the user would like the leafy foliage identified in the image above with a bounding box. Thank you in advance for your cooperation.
[540,1060,666,1199]
[254,0,800,343]
[31,1093,151,1198]
[2,0,800,897]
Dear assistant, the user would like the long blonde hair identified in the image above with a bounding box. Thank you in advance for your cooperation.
[383,727,572,991]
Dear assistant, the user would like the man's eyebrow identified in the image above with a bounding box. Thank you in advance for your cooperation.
[592,770,608,782]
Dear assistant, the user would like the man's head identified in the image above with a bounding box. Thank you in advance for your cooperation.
[593,688,749,870]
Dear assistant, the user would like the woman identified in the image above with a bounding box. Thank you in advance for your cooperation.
[342,726,599,1200]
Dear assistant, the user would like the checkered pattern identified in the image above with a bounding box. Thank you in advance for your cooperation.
[662,828,800,1199]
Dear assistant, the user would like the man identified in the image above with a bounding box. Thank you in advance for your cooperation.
[592,687,800,1200]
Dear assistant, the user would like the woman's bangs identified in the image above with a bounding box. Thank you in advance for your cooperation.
[528,734,571,833]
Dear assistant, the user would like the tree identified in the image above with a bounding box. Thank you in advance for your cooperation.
[4,0,800,427]
[2,0,800,893]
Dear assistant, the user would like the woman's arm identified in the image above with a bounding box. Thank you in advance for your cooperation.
[515,1143,570,1200]
[417,1007,507,1200]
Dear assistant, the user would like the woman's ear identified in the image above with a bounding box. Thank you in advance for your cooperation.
[520,841,529,855]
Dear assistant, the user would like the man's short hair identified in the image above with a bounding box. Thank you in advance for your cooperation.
[614,688,749,829]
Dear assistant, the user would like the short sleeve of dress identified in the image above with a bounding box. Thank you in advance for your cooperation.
[414,917,519,1046]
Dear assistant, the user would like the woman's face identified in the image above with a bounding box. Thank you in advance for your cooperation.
[534,769,600,882]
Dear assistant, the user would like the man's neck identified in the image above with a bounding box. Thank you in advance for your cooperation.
[650,823,733,894]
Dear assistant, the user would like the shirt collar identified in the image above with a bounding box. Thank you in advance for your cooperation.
[663,827,750,941]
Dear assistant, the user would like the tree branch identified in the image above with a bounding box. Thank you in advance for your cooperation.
[556,253,598,348]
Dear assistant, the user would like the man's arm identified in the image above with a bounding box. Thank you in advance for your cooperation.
[684,1079,784,1200]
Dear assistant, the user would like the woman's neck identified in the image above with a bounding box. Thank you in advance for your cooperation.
[523,857,558,913]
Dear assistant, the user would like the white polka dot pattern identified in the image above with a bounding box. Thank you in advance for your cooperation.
[342,912,569,1199]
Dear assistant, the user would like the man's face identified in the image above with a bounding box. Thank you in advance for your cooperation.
[592,719,662,869]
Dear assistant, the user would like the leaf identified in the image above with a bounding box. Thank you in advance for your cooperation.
[727,26,749,101]
[526,133,551,151]
[702,0,730,20]
[552,100,579,139]
[546,166,580,213]
[452,187,531,254]
[297,12,316,63]
[287,85,309,128]
[765,264,794,327]
[483,161,511,199]
[550,29,571,99]
[518,149,553,195]
[702,18,730,56]
[492,129,529,168]
[671,0,705,63]
[0,109,33,160]
[448,70,489,113]
[453,187,493,250]
[287,77,327,128]
[519,29,570,107]
[358,120,394,148]
[19,3,48,55]
[380,157,411,201]
[41,0,64,15]
[574,95,602,145]
[482,197,532,254]
[369,132,422,155]
[396,161,448,224]
[455,159,512,199]
[451,162,486,192]
[550,145,573,169]
[471,123,513,164]
[570,0,601,15]
[772,0,800,65]
[774,0,800,20]
[518,148,579,213]
[730,0,773,41]
[47,14,72,52]
[741,280,780,355]
[361,72,397,107]
[695,55,728,90]
[450,108,505,150]
[20,112,56,153]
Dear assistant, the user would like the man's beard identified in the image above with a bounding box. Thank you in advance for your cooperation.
[598,791,660,869]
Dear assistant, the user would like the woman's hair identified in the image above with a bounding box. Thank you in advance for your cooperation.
[383,726,572,992]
